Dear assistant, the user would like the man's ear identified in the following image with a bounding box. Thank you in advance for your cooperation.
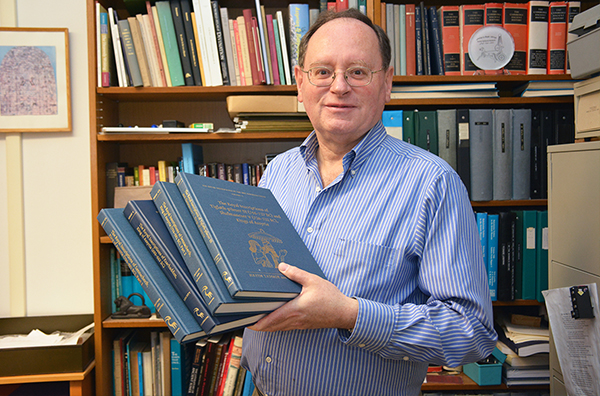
[294,65,304,103]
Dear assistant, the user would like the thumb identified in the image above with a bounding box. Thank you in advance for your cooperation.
[278,262,312,286]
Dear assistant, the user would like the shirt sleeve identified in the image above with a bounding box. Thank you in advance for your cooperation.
[339,171,498,367]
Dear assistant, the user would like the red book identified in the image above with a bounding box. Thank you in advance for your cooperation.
[405,4,416,76]
[145,0,167,87]
[266,14,281,85]
[503,2,528,75]
[149,166,156,185]
[440,5,460,75]
[327,2,336,11]
[547,1,568,74]
[459,4,484,75]
[336,0,348,12]
[251,17,266,84]
[484,2,504,26]
[242,9,261,85]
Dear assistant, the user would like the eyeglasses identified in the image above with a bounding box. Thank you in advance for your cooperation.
[300,65,385,87]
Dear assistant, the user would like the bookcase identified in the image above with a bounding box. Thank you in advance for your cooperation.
[87,1,591,395]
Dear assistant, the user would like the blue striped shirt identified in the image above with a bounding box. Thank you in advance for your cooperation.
[241,121,497,396]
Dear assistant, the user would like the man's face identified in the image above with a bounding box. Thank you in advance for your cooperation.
[295,18,393,145]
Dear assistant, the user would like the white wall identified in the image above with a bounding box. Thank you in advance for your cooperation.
[0,0,94,316]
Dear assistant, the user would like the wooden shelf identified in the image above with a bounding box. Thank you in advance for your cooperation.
[422,372,548,392]
[103,316,167,329]
[97,131,310,142]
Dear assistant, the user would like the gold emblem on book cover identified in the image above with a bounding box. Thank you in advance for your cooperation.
[248,229,288,268]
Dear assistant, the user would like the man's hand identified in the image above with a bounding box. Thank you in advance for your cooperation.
[248,263,359,332]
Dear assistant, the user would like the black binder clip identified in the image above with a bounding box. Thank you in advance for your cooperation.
[570,285,595,319]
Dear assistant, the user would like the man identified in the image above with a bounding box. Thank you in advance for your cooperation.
[241,9,497,396]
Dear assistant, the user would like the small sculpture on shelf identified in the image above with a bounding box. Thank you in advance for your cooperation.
[111,293,152,319]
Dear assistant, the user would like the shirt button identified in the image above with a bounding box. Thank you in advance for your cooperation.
[316,186,321,193]
[359,343,366,348]
[307,227,314,233]
[266,356,272,363]
[351,170,356,176]
[403,356,409,361]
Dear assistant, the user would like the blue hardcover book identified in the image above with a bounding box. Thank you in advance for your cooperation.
[428,6,444,75]
[181,143,204,175]
[536,210,548,302]
[151,181,287,315]
[98,208,206,343]
[124,200,265,333]
[288,3,309,83]
[382,110,403,140]
[171,339,195,396]
[487,213,499,301]
[476,212,488,273]
[415,4,424,75]
[175,172,326,299]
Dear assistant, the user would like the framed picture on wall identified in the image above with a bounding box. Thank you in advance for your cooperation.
[0,27,71,132]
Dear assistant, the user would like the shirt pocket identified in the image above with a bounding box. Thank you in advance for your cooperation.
[330,238,416,302]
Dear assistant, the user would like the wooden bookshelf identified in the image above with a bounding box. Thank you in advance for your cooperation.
[87,1,590,394]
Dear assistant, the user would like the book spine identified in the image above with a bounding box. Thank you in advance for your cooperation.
[440,6,460,76]
[492,109,513,201]
[547,1,568,74]
[414,4,424,75]
[436,109,457,170]
[520,210,538,300]
[149,3,170,87]
[228,18,242,86]
[469,109,493,201]
[398,5,406,75]
[211,0,231,86]
[119,19,144,86]
[566,1,581,73]
[535,210,548,302]
[456,108,471,197]
[527,1,549,75]
[416,110,438,155]
[156,1,185,86]
[254,1,272,85]
[220,7,237,86]
[405,4,416,76]
[276,11,292,85]
[266,14,281,85]
[402,110,415,145]
[512,109,532,200]
[98,209,205,343]
[487,213,499,301]
[242,9,261,85]
[100,10,112,87]
[151,182,227,315]
[251,17,266,84]
[484,2,504,25]
[170,0,195,86]
[124,201,217,333]
[459,4,484,75]
[148,0,167,87]
[288,4,309,83]
[137,14,160,87]
[128,17,152,87]
[503,3,528,74]
[175,175,242,296]
[428,6,444,75]
[181,0,203,86]
[420,2,431,75]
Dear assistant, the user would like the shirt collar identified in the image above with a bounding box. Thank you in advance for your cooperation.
[299,120,387,173]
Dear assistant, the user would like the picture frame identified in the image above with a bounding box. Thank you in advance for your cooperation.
[0,27,71,133]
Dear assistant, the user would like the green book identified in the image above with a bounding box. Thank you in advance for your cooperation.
[415,110,438,155]
[536,210,548,302]
[155,1,185,87]
[514,210,538,300]
[402,110,416,145]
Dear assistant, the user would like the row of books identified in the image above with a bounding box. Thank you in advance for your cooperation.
[96,0,300,87]
[476,210,548,302]
[113,330,254,396]
[383,1,582,76]
[382,107,575,201]
[98,172,326,343]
